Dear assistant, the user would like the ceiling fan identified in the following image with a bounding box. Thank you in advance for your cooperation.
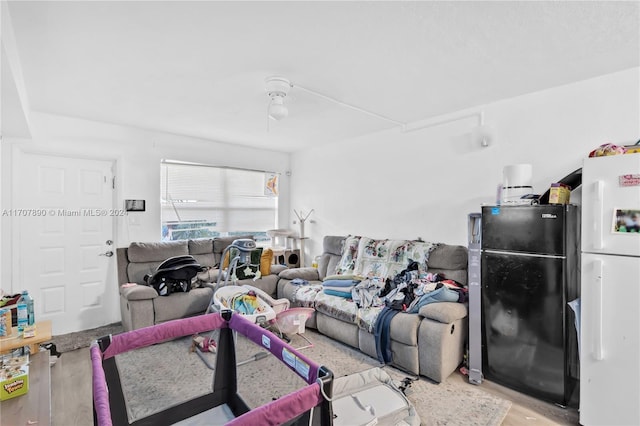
[264,75,404,130]
[262,76,491,147]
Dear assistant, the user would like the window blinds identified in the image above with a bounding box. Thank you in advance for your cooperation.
[161,162,277,239]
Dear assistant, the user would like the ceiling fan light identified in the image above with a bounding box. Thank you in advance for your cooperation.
[269,96,288,121]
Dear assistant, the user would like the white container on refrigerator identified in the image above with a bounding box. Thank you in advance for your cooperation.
[580,153,640,426]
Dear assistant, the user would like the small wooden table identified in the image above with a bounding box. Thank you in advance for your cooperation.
[0,351,51,425]
[0,320,52,354]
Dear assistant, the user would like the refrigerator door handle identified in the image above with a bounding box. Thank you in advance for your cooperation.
[594,258,604,361]
[593,180,604,250]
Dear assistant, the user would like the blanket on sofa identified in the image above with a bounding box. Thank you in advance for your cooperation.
[293,236,469,336]
[335,236,438,278]
[297,280,466,333]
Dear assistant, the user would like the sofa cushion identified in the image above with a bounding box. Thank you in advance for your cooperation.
[128,240,189,262]
[314,292,382,332]
[418,302,468,323]
[427,244,468,270]
[213,235,254,254]
[324,235,346,256]
[191,253,216,269]
[153,287,213,323]
[389,312,422,346]
[318,252,341,281]
[188,238,214,255]
[127,261,163,284]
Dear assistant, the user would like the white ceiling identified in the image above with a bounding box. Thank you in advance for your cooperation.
[6,1,640,152]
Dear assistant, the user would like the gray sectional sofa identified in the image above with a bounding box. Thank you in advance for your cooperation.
[116,234,468,383]
[277,235,469,383]
[116,236,285,331]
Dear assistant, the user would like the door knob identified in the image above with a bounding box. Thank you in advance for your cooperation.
[100,250,114,257]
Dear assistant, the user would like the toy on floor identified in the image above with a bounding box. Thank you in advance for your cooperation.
[190,335,216,353]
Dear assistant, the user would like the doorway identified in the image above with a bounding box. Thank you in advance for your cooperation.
[13,152,118,334]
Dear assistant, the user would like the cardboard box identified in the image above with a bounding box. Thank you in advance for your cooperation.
[22,324,36,338]
[0,309,12,336]
[0,354,29,401]
[549,183,571,204]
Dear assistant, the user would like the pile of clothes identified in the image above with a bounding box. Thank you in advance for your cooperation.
[317,260,469,364]
[349,261,468,364]
[345,260,467,312]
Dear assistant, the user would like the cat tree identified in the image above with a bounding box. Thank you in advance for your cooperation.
[293,209,314,267]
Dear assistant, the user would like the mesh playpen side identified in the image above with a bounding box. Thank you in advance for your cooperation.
[91,311,334,426]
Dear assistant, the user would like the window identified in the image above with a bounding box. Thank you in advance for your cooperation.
[161,161,278,244]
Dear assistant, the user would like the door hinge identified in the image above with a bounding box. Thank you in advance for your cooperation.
[112,176,116,189]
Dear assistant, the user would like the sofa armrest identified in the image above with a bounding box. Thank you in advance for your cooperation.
[270,264,288,275]
[120,284,159,300]
[278,267,320,281]
[418,302,467,324]
[200,282,216,291]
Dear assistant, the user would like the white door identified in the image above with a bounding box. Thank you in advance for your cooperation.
[580,253,640,425]
[582,154,640,256]
[13,152,117,335]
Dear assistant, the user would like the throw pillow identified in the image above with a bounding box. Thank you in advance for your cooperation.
[260,248,273,276]
[334,235,361,275]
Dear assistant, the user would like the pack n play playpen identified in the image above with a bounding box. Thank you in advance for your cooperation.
[91,311,334,426]
[91,311,420,425]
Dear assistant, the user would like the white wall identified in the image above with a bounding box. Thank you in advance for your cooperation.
[2,68,638,286]
[1,113,291,293]
[291,68,640,264]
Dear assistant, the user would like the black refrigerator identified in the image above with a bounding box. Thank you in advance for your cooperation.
[481,204,580,407]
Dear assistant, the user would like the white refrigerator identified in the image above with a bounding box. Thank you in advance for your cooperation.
[580,154,640,425]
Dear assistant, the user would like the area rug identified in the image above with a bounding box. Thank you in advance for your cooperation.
[50,322,123,352]
[114,329,511,426]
